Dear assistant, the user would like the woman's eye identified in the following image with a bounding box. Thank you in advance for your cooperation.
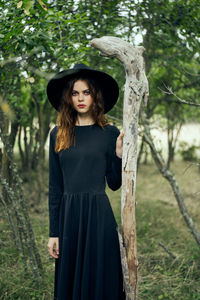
[84,90,90,95]
[72,91,78,96]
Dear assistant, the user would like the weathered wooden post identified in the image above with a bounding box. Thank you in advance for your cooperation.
[90,36,149,300]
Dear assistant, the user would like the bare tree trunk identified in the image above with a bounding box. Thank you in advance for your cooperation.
[9,119,19,149]
[91,36,149,300]
[18,125,25,169]
[0,109,43,286]
[167,121,182,169]
[2,117,10,203]
[31,93,51,205]
[137,136,144,171]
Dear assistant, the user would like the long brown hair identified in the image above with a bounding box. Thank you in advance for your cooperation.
[54,76,111,152]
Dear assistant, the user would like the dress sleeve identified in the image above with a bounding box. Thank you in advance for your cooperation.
[48,127,64,237]
[106,125,122,191]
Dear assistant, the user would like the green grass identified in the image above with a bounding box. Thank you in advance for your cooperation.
[1,161,200,299]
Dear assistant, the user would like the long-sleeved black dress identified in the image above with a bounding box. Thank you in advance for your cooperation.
[48,122,126,300]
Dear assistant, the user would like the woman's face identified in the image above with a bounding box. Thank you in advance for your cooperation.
[71,80,94,114]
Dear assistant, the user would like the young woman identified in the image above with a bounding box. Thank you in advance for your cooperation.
[46,63,125,300]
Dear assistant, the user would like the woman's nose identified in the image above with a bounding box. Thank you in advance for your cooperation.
[78,93,84,101]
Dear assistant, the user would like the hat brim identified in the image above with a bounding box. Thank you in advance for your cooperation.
[46,68,119,114]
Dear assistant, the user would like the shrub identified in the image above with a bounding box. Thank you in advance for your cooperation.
[178,142,198,161]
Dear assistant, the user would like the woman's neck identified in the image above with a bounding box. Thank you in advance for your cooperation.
[75,117,95,126]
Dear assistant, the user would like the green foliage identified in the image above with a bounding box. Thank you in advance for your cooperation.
[0,0,127,123]
[1,0,200,126]
[178,141,199,161]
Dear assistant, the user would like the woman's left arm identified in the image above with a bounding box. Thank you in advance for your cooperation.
[106,126,124,191]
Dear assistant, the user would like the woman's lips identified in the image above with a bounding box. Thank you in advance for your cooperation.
[78,105,86,108]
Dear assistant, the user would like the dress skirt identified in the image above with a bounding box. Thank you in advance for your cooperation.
[53,191,125,300]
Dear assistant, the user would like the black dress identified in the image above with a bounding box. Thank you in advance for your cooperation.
[48,123,126,300]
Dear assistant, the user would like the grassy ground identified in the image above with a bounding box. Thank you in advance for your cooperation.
[0,160,200,299]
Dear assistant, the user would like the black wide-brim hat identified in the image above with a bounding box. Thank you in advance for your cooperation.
[46,63,119,114]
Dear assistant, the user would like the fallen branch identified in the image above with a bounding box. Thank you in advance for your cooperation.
[158,242,177,259]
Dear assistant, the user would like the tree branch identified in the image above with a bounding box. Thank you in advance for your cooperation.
[159,84,200,107]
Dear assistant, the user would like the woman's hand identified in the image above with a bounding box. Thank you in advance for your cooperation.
[115,130,124,159]
[47,237,59,259]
